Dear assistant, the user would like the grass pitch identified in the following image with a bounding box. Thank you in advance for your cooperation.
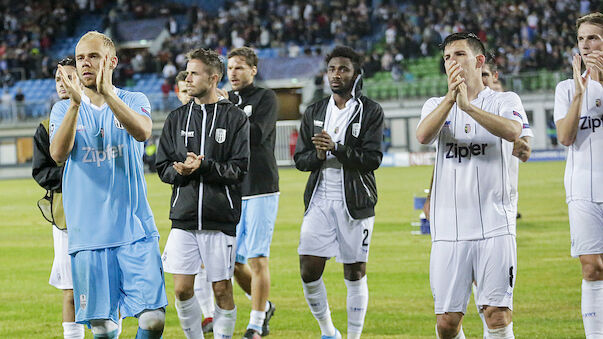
[0,162,585,338]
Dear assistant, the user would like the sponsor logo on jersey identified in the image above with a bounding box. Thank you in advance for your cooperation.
[596,99,601,107]
[82,144,125,167]
[180,130,194,137]
[243,105,252,117]
[215,128,226,143]
[580,115,602,133]
[114,116,124,129]
[465,124,471,133]
[79,294,87,309]
[313,120,324,127]
[352,123,360,137]
[445,142,488,163]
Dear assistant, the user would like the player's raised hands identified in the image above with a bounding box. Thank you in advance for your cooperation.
[445,60,464,101]
[58,64,81,105]
[455,81,471,111]
[512,138,531,162]
[96,55,113,96]
[173,152,204,176]
[573,54,590,95]
[583,49,603,74]
[216,87,229,99]
[312,130,335,156]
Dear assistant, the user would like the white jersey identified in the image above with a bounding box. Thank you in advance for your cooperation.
[553,78,603,203]
[314,96,358,201]
[419,87,527,241]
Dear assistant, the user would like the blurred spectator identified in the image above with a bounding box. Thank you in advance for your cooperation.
[162,60,177,84]
[14,88,25,120]
[1,89,13,121]
[160,78,171,111]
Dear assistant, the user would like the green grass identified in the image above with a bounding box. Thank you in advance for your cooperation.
[0,162,585,338]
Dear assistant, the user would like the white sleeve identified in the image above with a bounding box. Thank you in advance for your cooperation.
[519,113,534,138]
[49,100,70,142]
[553,80,572,122]
[499,92,526,125]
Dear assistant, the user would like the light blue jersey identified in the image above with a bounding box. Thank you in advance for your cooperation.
[50,88,158,254]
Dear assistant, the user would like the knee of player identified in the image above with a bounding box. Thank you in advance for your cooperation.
[138,309,165,331]
[581,260,603,281]
[483,306,512,328]
[248,257,269,273]
[212,280,233,300]
[174,285,195,301]
[436,316,461,337]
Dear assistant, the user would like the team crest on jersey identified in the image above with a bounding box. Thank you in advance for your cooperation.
[215,128,226,143]
[465,124,471,133]
[243,105,252,117]
[596,99,601,107]
[352,123,360,137]
[79,294,87,309]
[113,116,124,129]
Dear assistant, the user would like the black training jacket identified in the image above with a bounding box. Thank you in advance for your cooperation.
[228,83,279,197]
[156,99,249,236]
[294,77,384,219]
[32,119,66,229]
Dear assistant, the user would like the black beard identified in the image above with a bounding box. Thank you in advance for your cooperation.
[331,84,352,95]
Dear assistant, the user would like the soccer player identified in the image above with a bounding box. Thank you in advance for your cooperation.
[174,69,216,334]
[156,48,249,339]
[294,46,384,339]
[49,31,167,339]
[32,56,85,339]
[554,12,603,338]
[217,46,279,339]
[416,32,527,339]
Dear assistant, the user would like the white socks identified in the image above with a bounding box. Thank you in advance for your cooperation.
[582,280,603,338]
[486,322,514,338]
[62,322,84,339]
[214,304,237,339]
[345,276,368,338]
[302,278,336,336]
[175,297,204,339]
[194,269,215,319]
[248,309,265,332]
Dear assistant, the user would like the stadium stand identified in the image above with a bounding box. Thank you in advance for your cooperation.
[0,0,600,122]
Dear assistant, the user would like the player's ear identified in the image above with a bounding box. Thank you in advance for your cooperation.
[109,55,118,70]
[251,66,257,76]
[476,54,486,69]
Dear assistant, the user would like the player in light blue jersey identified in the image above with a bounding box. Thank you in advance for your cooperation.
[49,31,167,339]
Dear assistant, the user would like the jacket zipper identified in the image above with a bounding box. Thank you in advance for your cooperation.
[172,186,180,207]
[197,105,207,230]
[225,186,234,209]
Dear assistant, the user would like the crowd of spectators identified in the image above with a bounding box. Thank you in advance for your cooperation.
[0,0,601,89]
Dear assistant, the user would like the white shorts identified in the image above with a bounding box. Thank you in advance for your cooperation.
[49,226,73,290]
[430,235,516,314]
[162,229,236,282]
[569,200,603,258]
[298,198,374,264]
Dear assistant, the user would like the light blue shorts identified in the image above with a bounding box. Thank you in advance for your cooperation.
[71,236,168,327]
[236,194,279,263]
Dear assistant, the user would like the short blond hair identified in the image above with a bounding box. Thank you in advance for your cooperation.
[78,31,116,57]
[576,12,603,31]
